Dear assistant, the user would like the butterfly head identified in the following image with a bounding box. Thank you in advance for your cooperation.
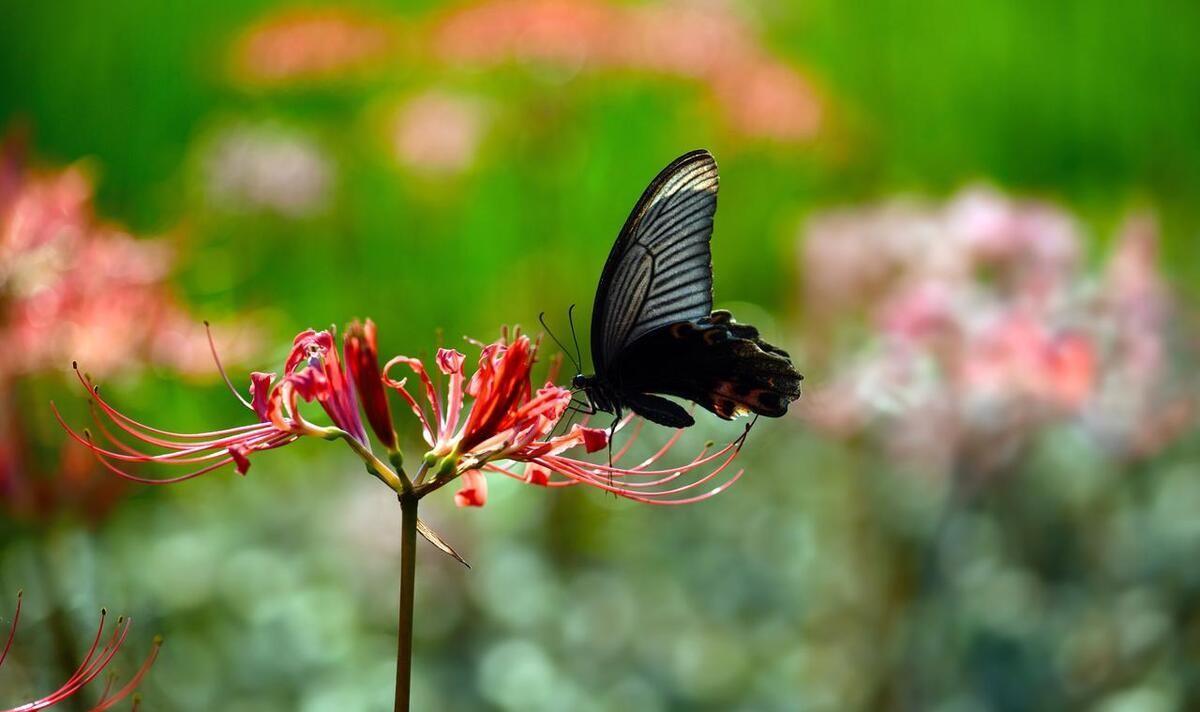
[570,373,617,416]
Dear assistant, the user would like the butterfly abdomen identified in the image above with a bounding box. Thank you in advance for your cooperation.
[614,310,803,421]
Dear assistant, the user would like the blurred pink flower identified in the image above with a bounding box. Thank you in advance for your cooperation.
[957,314,1095,411]
[799,189,1193,475]
[433,0,611,67]
[0,135,257,524]
[432,0,821,142]
[0,150,253,380]
[231,8,398,85]
[1084,215,1192,457]
[391,91,487,174]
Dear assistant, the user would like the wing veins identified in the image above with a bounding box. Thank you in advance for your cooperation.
[590,150,719,370]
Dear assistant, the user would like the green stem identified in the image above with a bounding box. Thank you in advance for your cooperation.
[394,493,419,712]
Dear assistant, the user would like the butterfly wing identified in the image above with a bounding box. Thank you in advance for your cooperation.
[614,311,803,421]
[590,149,719,372]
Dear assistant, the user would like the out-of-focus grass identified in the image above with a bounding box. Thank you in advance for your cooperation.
[3,0,1199,313]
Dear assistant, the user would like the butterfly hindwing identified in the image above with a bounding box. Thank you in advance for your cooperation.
[591,150,718,371]
[612,311,803,420]
[623,392,695,429]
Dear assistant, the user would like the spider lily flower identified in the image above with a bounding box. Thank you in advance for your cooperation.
[345,319,397,451]
[1,592,161,712]
[283,329,371,447]
[53,326,397,489]
[385,330,748,506]
[53,322,744,506]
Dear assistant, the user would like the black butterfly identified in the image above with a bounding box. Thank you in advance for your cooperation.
[563,149,803,429]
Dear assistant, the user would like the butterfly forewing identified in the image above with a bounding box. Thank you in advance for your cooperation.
[591,150,719,370]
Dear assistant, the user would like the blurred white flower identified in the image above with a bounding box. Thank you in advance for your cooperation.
[203,122,333,218]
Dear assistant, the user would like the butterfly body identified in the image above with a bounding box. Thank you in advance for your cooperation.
[574,150,802,429]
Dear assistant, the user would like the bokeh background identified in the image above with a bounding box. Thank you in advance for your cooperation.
[2,1,1199,710]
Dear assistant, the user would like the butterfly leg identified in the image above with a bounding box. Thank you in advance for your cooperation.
[552,396,597,438]
[553,407,580,439]
[565,398,596,416]
[607,411,622,471]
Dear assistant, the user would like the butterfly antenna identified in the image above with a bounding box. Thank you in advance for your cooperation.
[539,311,582,374]
[567,304,583,373]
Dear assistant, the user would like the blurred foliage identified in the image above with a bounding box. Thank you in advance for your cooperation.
[1,1,1199,710]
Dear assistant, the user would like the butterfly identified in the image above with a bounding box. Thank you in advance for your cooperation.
[559,149,803,429]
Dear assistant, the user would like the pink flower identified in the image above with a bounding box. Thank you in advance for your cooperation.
[958,314,1096,411]
[432,0,821,142]
[391,92,487,174]
[0,592,161,712]
[54,321,746,508]
[284,329,370,447]
[386,330,747,506]
[54,326,380,482]
[0,145,255,380]
[0,133,257,525]
[799,189,1194,475]
[385,332,589,468]
[231,8,397,85]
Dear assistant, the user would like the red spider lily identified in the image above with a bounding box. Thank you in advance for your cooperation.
[385,330,747,506]
[52,326,395,486]
[345,319,397,451]
[49,321,749,712]
[53,322,745,507]
[281,329,371,447]
[1,592,161,712]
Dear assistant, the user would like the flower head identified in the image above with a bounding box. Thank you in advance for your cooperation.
[386,329,747,506]
[202,121,333,218]
[283,328,370,447]
[54,322,746,509]
[384,331,578,462]
[54,325,389,484]
[0,591,161,712]
[391,91,487,175]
